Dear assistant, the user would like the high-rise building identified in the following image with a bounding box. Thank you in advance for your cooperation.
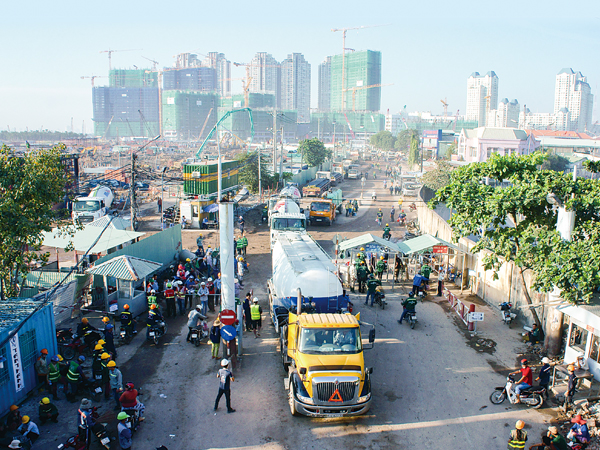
[175,53,201,69]
[249,52,281,108]
[487,98,520,128]
[281,53,311,123]
[162,67,216,92]
[318,57,332,112]
[330,50,382,112]
[466,71,499,127]
[554,68,593,132]
[203,52,231,98]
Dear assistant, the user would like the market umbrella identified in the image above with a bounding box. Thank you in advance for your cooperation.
[204,203,219,213]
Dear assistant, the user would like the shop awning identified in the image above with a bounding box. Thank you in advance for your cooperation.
[401,234,464,255]
[338,234,409,253]
[86,255,162,281]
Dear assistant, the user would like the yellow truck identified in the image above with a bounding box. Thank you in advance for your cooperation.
[281,310,375,417]
[309,199,336,226]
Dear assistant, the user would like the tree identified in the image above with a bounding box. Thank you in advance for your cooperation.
[299,138,331,168]
[369,131,395,150]
[431,152,600,327]
[540,152,570,172]
[421,161,455,191]
[235,151,278,193]
[395,129,419,152]
[407,135,420,169]
[0,144,70,299]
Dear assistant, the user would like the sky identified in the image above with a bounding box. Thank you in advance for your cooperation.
[1,0,598,132]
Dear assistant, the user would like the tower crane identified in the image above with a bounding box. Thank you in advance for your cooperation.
[343,83,393,111]
[233,61,279,107]
[331,24,389,111]
[142,56,159,71]
[80,75,106,87]
[441,98,448,117]
[99,49,142,71]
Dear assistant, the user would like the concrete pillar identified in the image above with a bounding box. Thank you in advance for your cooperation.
[219,203,235,311]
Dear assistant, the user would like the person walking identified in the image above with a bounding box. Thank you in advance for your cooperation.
[390,207,395,223]
[507,420,527,450]
[437,267,445,296]
[103,324,117,359]
[108,360,123,409]
[238,215,245,235]
[198,282,209,316]
[375,256,386,281]
[209,319,221,359]
[214,359,236,413]
[38,397,59,424]
[157,197,162,213]
[565,364,577,412]
[250,298,262,338]
[164,282,176,318]
[536,357,552,392]
[357,262,368,294]
[243,293,252,332]
[237,257,245,286]
[117,412,133,450]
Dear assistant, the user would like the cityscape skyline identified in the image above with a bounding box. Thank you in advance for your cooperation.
[1,0,597,132]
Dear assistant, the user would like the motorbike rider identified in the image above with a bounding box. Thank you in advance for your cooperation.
[187,305,206,342]
[398,293,418,324]
[398,209,406,225]
[382,223,391,240]
[120,304,136,337]
[120,382,145,420]
[509,359,533,403]
[357,261,368,294]
[77,398,95,446]
[507,420,527,450]
[146,304,163,340]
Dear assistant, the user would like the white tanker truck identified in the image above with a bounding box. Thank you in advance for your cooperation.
[267,232,351,332]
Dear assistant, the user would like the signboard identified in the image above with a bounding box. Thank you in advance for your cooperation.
[468,312,485,322]
[332,234,342,245]
[432,245,448,254]
[9,335,24,393]
[220,325,237,341]
[220,309,237,326]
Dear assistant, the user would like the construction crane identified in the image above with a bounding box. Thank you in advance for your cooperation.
[80,75,106,87]
[331,24,389,111]
[343,83,393,111]
[142,56,159,71]
[99,49,142,71]
[441,98,449,117]
[233,61,278,107]
[195,108,254,158]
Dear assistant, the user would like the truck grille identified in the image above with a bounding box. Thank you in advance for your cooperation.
[315,382,356,402]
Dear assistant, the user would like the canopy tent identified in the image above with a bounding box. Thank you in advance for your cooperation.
[42,225,144,254]
[203,203,219,213]
[338,233,409,254]
[400,234,464,255]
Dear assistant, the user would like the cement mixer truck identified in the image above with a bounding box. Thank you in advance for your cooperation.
[72,186,114,225]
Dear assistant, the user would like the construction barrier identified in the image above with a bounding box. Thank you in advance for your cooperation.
[443,287,476,332]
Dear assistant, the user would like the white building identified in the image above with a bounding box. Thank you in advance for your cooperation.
[466,71,499,127]
[318,57,331,112]
[385,114,404,136]
[554,68,593,132]
[281,53,311,123]
[249,52,281,108]
[456,127,539,163]
[487,98,520,128]
[203,52,231,98]
[519,108,571,131]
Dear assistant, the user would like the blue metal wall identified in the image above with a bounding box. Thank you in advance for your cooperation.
[0,301,57,416]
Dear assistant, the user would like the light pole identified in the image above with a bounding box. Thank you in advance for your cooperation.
[160,166,167,230]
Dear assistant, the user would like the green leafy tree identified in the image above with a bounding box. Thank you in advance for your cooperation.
[369,131,396,150]
[421,161,455,191]
[299,138,331,168]
[395,129,419,152]
[431,152,600,327]
[540,152,570,172]
[407,135,421,169]
[236,151,278,193]
[0,144,70,299]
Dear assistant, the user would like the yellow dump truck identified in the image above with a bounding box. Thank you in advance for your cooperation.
[281,311,375,417]
[309,199,337,226]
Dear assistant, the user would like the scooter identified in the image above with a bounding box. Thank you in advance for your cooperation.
[119,323,136,344]
[61,330,103,361]
[58,408,111,449]
[373,287,387,310]
[407,311,418,329]
[148,321,167,345]
[382,231,391,241]
[489,375,545,409]
[500,302,517,326]
[190,316,209,347]
[408,203,417,212]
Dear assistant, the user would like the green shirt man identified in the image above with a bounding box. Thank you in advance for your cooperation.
[366,278,381,293]
[421,264,432,279]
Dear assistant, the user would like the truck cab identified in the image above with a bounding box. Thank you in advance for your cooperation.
[282,312,375,417]
[270,213,307,247]
[72,197,107,224]
[309,199,336,226]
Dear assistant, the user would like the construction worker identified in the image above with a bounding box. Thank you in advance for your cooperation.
[236,235,244,256]
[92,343,104,367]
[120,304,135,336]
[103,324,117,359]
[164,282,176,317]
[196,233,204,251]
[237,256,245,286]
[376,208,383,226]
[38,397,59,424]
[108,360,123,409]
[214,359,236,413]
[375,256,386,281]
[117,412,133,450]
[365,274,381,307]
[398,293,418,324]
[357,261,368,293]
[17,416,39,444]
[356,247,366,265]
[75,317,96,338]
[147,304,162,340]
[147,290,158,308]
[66,355,86,400]
[238,215,245,235]
[250,298,262,338]
[421,262,432,280]
[345,199,352,217]
[382,223,391,240]
[47,356,61,400]
[34,348,49,390]
[100,353,111,400]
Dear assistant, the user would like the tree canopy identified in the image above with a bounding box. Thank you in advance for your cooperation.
[540,153,570,172]
[299,138,331,168]
[421,161,455,191]
[407,135,420,169]
[235,150,282,193]
[369,131,395,150]
[0,144,70,299]
[431,152,600,317]
[395,129,419,152]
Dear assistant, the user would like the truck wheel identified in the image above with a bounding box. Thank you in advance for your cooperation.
[289,382,299,416]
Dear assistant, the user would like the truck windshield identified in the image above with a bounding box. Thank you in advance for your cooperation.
[310,202,330,212]
[299,327,362,354]
[272,218,306,230]
[73,200,101,212]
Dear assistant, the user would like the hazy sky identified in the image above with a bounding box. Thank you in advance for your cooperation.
[1,0,598,132]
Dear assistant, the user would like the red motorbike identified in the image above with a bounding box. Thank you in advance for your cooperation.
[60,330,103,361]
[408,203,417,212]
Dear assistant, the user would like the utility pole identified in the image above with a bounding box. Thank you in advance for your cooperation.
[258,145,262,202]
[130,151,137,231]
[279,126,284,182]
[161,167,167,230]
[317,117,321,140]
[272,109,277,174]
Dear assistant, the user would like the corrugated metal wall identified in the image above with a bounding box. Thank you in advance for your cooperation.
[0,302,57,416]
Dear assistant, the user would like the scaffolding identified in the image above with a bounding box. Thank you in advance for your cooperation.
[161,90,218,140]
[109,69,158,88]
[330,50,382,112]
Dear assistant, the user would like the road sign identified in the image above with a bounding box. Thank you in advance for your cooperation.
[332,234,342,245]
[220,309,237,326]
[468,312,485,322]
[220,325,237,341]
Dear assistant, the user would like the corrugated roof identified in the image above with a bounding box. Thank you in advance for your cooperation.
[0,298,45,333]
[42,225,144,254]
[86,216,131,231]
[86,255,162,281]
[337,233,409,254]
[401,234,465,255]
[537,137,600,149]
[477,127,528,141]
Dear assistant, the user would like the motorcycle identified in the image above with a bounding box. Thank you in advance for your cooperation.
[62,330,103,361]
[489,375,545,409]
[373,287,387,310]
[500,302,516,327]
[58,407,111,449]
[407,311,418,329]
[119,323,136,344]
[408,202,417,212]
[190,316,209,347]
[56,328,73,344]
[372,192,377,201]
[148,321,167,345]
[382,231,391,241]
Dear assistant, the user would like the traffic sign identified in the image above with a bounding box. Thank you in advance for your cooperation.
[220,325,237,341]
[220,309,237,326]
[468,312,485,322]
[332,234,342,245]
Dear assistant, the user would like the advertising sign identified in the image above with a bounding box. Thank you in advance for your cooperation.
[9,335,24,393]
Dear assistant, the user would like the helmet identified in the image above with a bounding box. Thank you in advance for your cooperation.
[51,356,59,362]
[10,405,18,412]
[234,279,239,284]
[360,247,364,251]
[105,324,114,330]
[196,305,202,310]
[541,357,551,364]
[102,316,110,323]
[82,318,89,324]
[401,209,404,213]
[380,256,384,260]
[151,304,157,310]
[94,344,103,351]
[218,273,221,277]
[41,348,48,355]
[167,283,172,288]
[221,359,229,367]
[207,278,213,282]
[189,276,194,280]
[568,364,575,372]
[21,416,30,424]
[98,339,106,346]
[386,223,389,226]
[41,398,50,405]
[201,282,206,286]
[78,355,86,362]
[117,412,129,421]
[515,420,525,430]
[239,216,243,219]
[124,304,130,310]
[178,264,184,270]
[126,382,134,390]
[379,208,382,211]
[186,258,191,262]
[57,355,64,362]
[360,261,365,265]
[101,353,110,360]
[199,233,203,237]
[253,297,259,303]
[107,361,116,368]
[521,359,528,365]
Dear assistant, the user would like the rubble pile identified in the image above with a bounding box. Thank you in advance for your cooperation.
[557,401,600,449]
